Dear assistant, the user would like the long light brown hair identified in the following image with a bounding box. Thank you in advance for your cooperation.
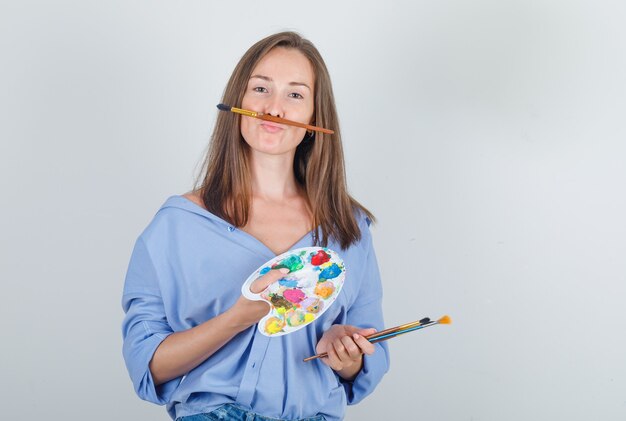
[197,31,374,249]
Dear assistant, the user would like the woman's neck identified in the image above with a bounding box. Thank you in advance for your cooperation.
[249,152,301,201]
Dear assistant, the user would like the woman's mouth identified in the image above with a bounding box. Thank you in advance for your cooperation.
[260,121,286,133]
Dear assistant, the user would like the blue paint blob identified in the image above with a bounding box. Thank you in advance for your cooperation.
[259,267,271,275]
[319,263,341,280]
[279,278,299,288]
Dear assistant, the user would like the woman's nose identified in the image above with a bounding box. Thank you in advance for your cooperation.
[263,95,284,118]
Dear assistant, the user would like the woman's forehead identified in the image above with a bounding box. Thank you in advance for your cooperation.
[250,47,315,88]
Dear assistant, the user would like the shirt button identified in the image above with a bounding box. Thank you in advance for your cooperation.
[227,226,235,232]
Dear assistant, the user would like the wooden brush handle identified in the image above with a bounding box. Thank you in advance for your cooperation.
[302,330,387,362]
[303,318,436,362]
[259,114,334,134]
[218,104,334,134]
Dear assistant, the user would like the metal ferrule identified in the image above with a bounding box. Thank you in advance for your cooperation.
[231,107,258,117]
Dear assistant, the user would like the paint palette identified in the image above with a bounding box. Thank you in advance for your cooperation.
[241,247,346,336]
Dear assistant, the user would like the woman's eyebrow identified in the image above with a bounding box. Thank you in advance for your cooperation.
[250,74,272,82]
[289,81,311,91]
[250,74,311,91]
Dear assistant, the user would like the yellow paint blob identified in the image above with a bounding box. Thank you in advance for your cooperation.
[314,281,335,299]
[264,317,285,334]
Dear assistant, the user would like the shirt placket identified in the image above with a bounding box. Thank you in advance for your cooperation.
[235,331,271,408]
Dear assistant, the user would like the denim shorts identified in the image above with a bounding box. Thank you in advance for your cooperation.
[176,404,327,421]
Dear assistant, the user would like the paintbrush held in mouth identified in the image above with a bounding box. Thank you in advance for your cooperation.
[217,104,335,134]
[303,315,451,362]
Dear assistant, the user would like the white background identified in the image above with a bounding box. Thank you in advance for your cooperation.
[1,1,625,420]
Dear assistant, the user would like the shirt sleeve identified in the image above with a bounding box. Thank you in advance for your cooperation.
[121,236,181,404]
[341,220,390,405]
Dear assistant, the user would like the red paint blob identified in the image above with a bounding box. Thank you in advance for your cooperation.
[311,250,331,266]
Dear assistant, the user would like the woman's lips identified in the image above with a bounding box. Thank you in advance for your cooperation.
[260,121,286,133]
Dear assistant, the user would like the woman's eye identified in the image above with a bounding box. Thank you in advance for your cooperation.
[253,87,268,93]
[289,92,304,99]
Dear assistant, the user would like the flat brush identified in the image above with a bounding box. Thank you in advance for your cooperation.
[303,315,451,362]
[217,103,334,134]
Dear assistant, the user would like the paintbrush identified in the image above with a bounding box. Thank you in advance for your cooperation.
[365,317,431,341]
[217,103,334,134]
[303,315,451,362]
[368,315,450,343]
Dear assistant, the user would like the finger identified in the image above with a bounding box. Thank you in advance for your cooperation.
[357,327,378,338]
[333,337,353,363]
[340,336,362,360]
[353,333,376,355]
[324,344,343,371]
[250,268,289,294]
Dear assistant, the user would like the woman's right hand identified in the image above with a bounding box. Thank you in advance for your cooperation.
[226,268,289,329]
[149,267,288,385]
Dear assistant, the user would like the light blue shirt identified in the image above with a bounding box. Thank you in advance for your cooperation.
[121,196,389,420]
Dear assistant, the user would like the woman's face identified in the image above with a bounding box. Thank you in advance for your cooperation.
[240,47,315,157]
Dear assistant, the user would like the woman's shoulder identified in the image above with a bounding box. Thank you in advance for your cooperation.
[153,192,203,219]
[337,207,373,252]
[181,190,206,210]
[157,191,210,218]
[352,206,374,232]
[138,192,213,240]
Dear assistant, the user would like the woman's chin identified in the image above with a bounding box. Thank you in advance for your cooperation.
[246,138,300,157]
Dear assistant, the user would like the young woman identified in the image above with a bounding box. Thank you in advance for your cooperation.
[122,31,389,421]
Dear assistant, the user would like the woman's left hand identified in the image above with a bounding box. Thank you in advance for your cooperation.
[316,324,377,381]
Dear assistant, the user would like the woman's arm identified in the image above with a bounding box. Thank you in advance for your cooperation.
[148,268,287,386]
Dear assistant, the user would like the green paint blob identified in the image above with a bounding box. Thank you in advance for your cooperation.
[274,254,304,272]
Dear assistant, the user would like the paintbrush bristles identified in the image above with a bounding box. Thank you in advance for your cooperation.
[437,315,451,325]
